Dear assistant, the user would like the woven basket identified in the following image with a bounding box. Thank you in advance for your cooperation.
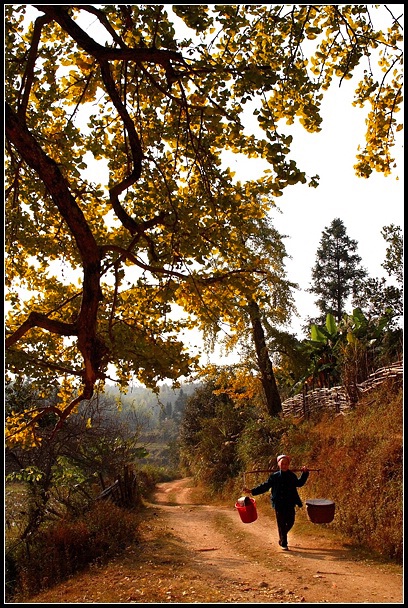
[306,498,335,524]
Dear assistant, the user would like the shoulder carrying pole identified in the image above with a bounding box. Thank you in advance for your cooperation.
[243,468,321,487]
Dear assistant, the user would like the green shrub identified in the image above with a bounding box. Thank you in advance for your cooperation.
[236,414,296,471]
[137,464,178,498]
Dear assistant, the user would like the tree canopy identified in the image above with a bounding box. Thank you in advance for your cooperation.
[5,5,403,441]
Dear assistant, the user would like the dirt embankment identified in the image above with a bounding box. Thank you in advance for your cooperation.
[26,477,403,604]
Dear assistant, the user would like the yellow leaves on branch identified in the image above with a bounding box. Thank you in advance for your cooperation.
[210,367,262,405]
[5,378,83,449]
[57,377,80,414]
[6,409,43,449]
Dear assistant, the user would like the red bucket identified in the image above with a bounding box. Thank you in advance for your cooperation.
[235,497,258,523]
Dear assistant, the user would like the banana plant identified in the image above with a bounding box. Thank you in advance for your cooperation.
[306,308,393,391]
[300,313,342,389]
[341,307,391,344]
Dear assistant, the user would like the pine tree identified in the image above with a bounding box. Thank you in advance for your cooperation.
[308,218,367,323]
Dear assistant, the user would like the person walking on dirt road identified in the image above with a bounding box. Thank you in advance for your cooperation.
[243,454,309,551]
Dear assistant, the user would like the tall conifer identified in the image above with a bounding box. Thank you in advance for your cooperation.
[308,218,367,323]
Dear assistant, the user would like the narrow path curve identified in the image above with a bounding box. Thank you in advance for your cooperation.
[148,477,403,604]
[24,477,403,604]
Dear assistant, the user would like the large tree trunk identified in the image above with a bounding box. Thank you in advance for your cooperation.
[248,299,282,416]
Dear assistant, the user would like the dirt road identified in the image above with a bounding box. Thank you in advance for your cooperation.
[25,477,403,604]
[148,477,402,604]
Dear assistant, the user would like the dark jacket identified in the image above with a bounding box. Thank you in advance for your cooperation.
[250,469,309,510]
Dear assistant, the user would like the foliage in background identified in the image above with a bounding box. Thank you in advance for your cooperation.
[302,307,399,399]
[178,375,257,492]
[5,376,193,602]
[241,222,403,399]
[353,224,403,329]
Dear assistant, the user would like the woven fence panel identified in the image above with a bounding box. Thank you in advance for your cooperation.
[281,360,402,421]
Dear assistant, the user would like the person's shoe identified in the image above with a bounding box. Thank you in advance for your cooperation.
[278,540,282,546]
[281,545,289,551]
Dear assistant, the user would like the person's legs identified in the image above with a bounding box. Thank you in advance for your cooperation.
[285,507,295,535]
[275,510,287,547]
[276,508,295,548]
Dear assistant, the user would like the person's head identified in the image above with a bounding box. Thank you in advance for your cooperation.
[277,454,291,471]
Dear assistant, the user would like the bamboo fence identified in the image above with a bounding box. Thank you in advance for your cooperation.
[281,360,402,421]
